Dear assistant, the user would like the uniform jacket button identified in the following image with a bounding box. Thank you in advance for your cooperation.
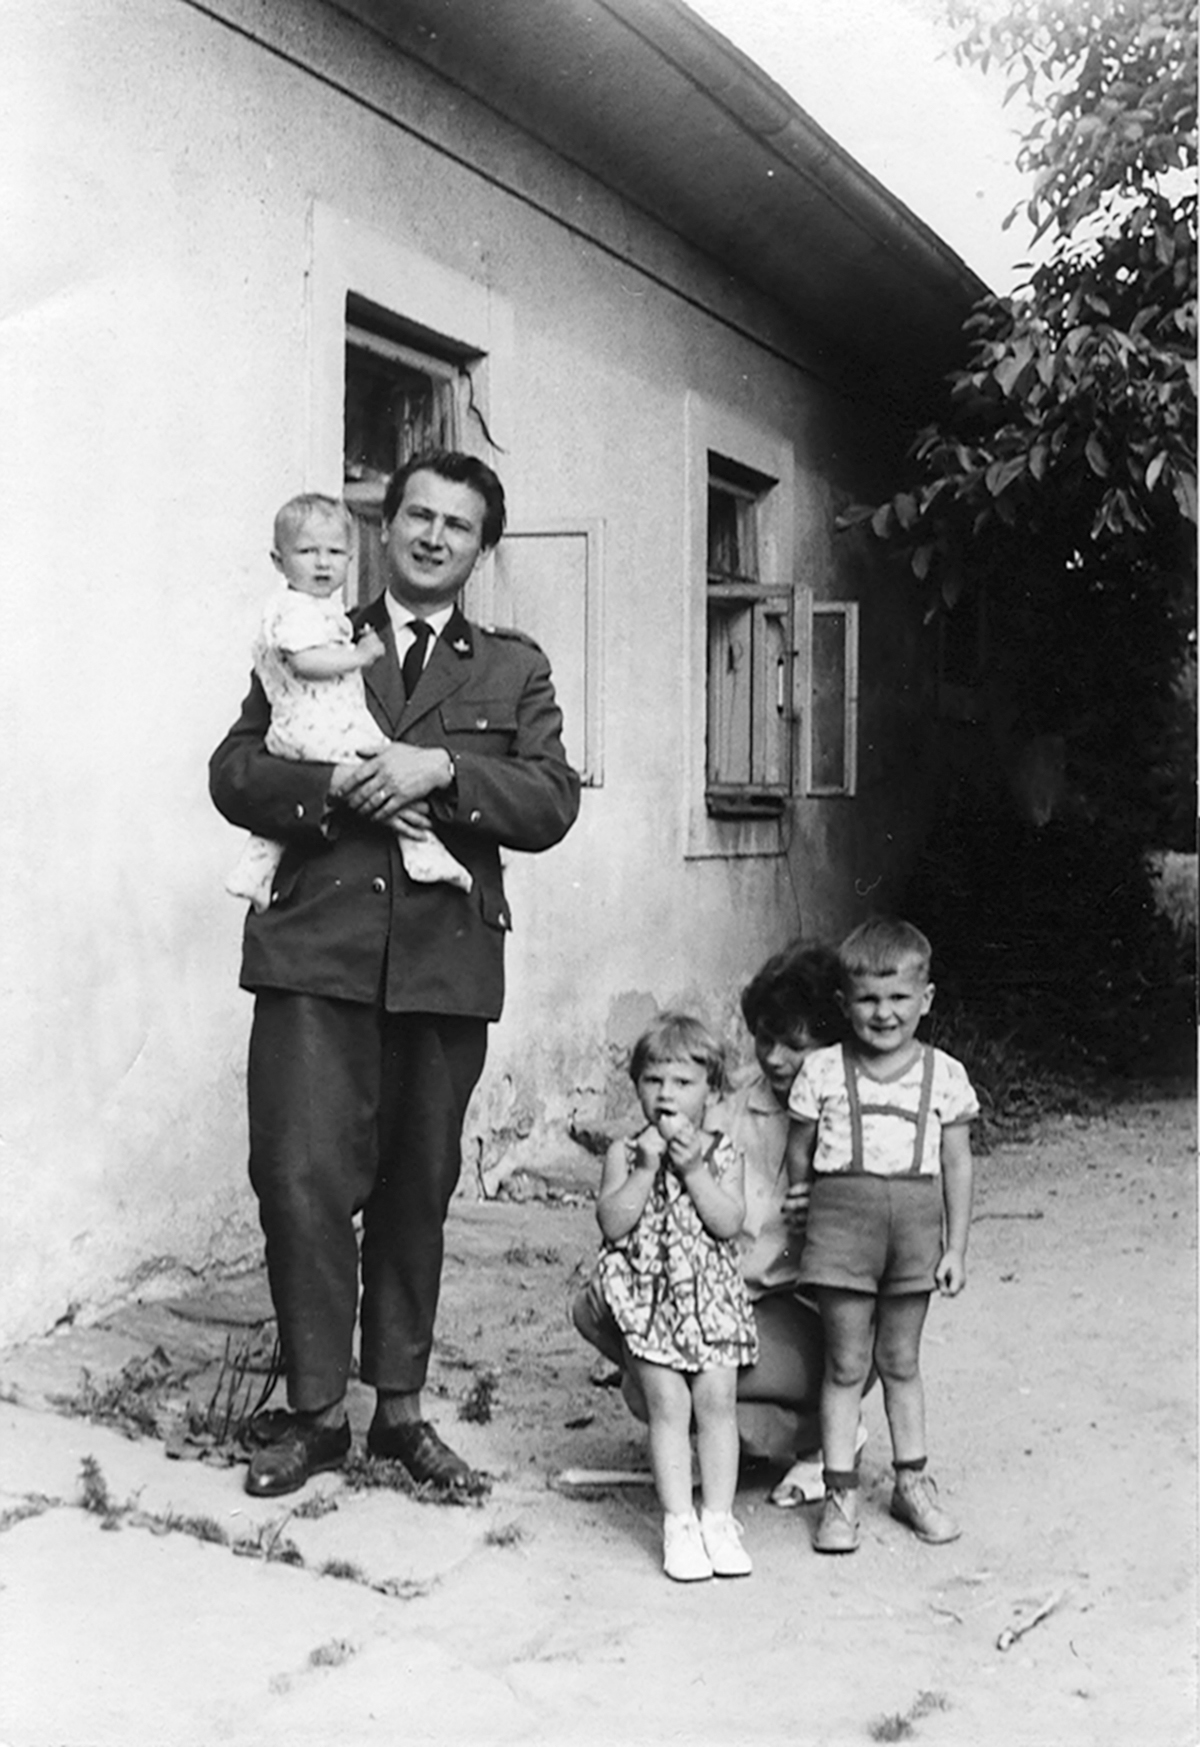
[371,877,387,894]
[469,809,482,824]
[294,803,305,818]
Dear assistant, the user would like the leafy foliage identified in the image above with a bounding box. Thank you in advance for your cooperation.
[846,2,1196,1073]
[910,803,1194,1080]
[850,0,1197,585]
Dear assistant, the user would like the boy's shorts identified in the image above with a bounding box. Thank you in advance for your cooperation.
[797,1174,943,1297]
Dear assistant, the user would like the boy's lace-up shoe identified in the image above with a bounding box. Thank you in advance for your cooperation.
[663,1511,714,1582]
[700,1510,753,1577]
[770,1420,869,1508]
[812,1486,860,1554]
[890,1470,961,1544]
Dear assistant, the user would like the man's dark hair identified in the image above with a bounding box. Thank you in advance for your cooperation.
[381,450,507,550]
[740,941,845,1046]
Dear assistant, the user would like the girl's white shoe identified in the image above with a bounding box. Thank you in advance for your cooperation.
[699,1510,753,1577]
[662,1511,713,1582]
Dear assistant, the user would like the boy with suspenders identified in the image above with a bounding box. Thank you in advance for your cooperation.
[785,919,978,1553]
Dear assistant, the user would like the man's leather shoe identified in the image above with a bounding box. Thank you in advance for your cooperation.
[366,1418,483,1491]
[244,1416,351,1498]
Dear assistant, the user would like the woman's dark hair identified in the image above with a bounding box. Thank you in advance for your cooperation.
[740,941,845,1046]
[381,450,507,550]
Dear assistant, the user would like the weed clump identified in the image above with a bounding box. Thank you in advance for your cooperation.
[484,1521,525,1548]
[62,1350,177,1439]
[459,1371,498,1423]
[308,1639,356,1668]
[868,1691,949,1742]
[78,1455,122,1528]
[503,1241,561,1266]
[319,1558,365,1582]
[340,1450,491,1505]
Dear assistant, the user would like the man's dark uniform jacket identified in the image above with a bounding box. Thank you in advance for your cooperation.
[210,595,581,1013]
[208,592,580,1408]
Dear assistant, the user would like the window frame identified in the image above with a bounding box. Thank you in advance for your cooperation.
[704,455,795,817]
[684,396,796,860]
[303,199,513,619]
[343,317,474,606]
[800,595,860,798]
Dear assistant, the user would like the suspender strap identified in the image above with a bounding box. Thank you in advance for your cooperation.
[906,1045,935,1176]
[841,1044,935,1176]
[843,1043,865,1173]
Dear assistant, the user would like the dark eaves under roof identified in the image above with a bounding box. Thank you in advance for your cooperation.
[337,0,990,395]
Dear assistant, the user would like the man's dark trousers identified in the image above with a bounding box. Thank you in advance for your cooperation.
[247,990,488,1412]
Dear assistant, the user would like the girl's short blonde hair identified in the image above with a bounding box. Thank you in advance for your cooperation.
[629,1012,728,1094]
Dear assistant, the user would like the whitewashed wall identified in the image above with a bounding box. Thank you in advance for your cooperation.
[0,0,931,1340]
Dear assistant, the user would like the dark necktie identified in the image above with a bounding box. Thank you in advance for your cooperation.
[401,619,433,699]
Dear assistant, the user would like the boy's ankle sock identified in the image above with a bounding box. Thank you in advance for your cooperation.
[893,1456,928,1474]
[822,1468,860,1491]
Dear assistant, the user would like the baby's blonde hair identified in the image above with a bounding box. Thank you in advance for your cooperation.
[272,493,353,551]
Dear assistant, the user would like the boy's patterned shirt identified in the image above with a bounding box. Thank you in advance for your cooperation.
[788,1044,978,1178]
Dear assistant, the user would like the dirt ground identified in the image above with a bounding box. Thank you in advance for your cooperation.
[0,1095,1195,1746]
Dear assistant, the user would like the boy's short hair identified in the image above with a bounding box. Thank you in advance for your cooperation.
[839,917,933,983]
[273,493,353,551]
[381,450,507,551]
[740,942,844,1045]
[629,1012,729,1095]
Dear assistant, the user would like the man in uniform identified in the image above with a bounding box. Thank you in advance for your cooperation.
[210,451,580,1497]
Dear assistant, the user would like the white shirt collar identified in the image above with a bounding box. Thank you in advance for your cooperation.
[383,594,455,645]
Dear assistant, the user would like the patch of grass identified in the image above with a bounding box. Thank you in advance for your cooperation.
[185,1329,281,1454]
[230,1518,305,1566]
[308,1638,357,1669]
[868,1691,950,1742]
[0,1498,52,1532]
[78,1454,121,1526]
[319,1558,366,1582]
[60,1349,180,1440]
[291,1491,340,1520]
[372,1574,436,1600]
[926,999,1103,1149]
[484,1521,525,1548]
[161,1512,229,1546]
[502,1241,562,1266]
[459,1370,498,1423]
[341,1450,491,1506]
[868,1718,914,1744]
[910,1693,949,1720]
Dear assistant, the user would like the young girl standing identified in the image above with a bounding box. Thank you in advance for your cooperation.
[594,1014,758,1582]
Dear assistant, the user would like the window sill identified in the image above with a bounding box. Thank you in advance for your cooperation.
[705,790,788,821]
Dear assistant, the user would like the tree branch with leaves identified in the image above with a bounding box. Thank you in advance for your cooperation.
[848,0,1196,606]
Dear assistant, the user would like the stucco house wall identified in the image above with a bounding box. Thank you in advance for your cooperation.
[0,0,968,1341]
